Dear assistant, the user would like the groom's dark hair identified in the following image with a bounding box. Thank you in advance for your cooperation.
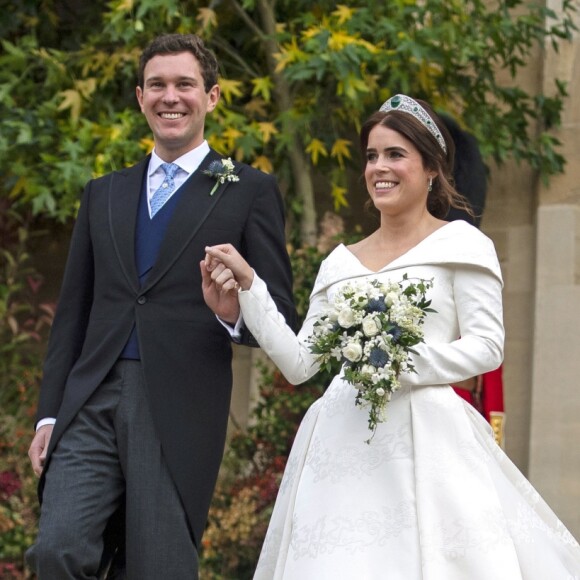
[138,33,219,92]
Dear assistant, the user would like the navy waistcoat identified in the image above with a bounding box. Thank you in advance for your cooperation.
[120,176,185,359]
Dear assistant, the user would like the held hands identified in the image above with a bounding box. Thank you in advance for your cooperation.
[200,244,254,324]
[28,424,53,477]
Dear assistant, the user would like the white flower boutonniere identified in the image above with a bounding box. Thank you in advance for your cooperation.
[203,157,240,196]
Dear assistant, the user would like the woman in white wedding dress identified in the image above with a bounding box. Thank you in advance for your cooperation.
[201,95,580,579]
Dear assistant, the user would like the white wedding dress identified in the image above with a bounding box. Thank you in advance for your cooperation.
[238,221,580,580]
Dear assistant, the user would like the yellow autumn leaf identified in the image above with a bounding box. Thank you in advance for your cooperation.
[207,134,226,153]
[305,138,328,165]
[302,25,323,40]
[331,183,349,210]
[257,122,278,144]
[115,0,134,12]
[219,78,244,105]
[331,139,352,168]
[197,7,217,30]
[251,77,274,102]
[252,156,273,174]
[222,127,243,150]
[274,39,306,73]
[58,89,82,124]
[357,39,379,54]
[332,5,355,25]
[328,31,357,51]
[110,126,122,141]
[140,137,155,153]
[76,78,97,99]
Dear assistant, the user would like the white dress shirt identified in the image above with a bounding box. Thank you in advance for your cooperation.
[146,142,210,218]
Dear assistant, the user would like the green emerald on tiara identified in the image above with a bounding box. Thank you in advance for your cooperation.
[379,94,447,153]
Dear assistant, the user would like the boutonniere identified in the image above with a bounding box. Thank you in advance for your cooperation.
[203,157,240,196]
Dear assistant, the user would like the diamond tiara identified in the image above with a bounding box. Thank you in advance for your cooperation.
[379,94,447,153]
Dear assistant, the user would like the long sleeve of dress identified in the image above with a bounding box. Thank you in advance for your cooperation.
[401,264,504,387]
[238,272,327,385]
[239,249,504,391]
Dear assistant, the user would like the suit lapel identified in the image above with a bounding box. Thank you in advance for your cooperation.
[109,157,149,294]
[141,149,237,292]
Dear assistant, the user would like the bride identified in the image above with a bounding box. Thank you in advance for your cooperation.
[201,95,580,579]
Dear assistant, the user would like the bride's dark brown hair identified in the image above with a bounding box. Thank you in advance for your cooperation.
[359,101,474,220]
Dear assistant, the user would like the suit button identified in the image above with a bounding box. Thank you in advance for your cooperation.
[137,296,147,305]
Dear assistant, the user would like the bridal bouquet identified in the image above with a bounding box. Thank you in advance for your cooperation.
[308,275,434,443]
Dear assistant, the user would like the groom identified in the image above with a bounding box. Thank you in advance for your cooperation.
[26,33,296,578]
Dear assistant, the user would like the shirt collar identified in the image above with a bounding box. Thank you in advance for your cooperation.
[149,141,211,176]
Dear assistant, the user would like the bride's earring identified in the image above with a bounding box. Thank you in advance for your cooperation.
[428,177,433,192]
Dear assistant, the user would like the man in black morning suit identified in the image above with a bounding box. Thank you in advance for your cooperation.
[26,33,296,579]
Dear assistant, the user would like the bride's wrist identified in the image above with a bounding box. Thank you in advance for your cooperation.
[239,269,254,291]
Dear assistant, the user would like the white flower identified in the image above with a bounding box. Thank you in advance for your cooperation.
[385,291,400,306]
[360,364,376,377]
[330,346,343,360]
[342,341,363,362]
[337,308,356,328]
[352,292,369,308]
[362,316,380,337]
[376,387,386,397]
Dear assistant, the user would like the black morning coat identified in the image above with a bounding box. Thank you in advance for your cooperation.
[36,149,297,548]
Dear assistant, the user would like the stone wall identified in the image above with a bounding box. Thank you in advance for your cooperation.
[482,0,580,538]
[527,0,580,537]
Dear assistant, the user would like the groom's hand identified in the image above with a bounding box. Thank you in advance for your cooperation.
[200,259,241,324]
[29,424,53,477]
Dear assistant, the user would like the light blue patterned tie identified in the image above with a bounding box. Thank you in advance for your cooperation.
[150,162,180,218]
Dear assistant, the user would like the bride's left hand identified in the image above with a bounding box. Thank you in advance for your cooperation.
[204,244,254,291]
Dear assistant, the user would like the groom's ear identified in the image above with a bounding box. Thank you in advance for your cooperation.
[205,84,220,113]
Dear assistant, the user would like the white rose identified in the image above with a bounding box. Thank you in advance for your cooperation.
[375,387,386,397]
[362,316,380,337]
[342,341,363,362]
[360,364,376,377]
[338,308,356,328]
[385,291,399,306]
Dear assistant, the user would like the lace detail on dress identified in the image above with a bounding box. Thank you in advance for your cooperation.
[290,502,417,559]
[305,427,413,484]
[421,506,511,563]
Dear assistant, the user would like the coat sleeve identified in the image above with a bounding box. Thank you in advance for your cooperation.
[236,171,297,345]
[238,270,328,385]
[35,183,95,423]
[401,264,504,387]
